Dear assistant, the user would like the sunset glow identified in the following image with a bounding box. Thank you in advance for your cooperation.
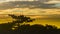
[0,0,60,28]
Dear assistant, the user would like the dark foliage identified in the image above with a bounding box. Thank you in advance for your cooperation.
[0,24,60,34]
[8,14,35,23]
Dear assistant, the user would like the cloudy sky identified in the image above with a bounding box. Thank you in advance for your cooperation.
[0,0,60,10]
[0,0,60,8]
[0,0,60,28]
[0,0,60,14]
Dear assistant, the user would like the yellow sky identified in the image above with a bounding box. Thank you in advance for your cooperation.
[0,8,60,28]
[0,8,60,15]
[0,0,60,28]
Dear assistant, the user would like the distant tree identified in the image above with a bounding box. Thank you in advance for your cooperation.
[8,14,35,30]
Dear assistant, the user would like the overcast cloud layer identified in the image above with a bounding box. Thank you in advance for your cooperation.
[0,0,59,10]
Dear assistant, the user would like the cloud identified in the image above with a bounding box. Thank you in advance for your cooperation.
[0,0,59,10]
[0,1,43,10]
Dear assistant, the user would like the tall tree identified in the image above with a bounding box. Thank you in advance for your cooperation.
[8,14,35,30]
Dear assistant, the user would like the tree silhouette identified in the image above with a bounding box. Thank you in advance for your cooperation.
[8,14,35,30]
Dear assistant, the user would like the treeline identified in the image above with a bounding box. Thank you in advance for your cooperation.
[0,23,60,34]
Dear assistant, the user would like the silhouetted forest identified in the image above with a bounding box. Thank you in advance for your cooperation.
[0,14,60,34]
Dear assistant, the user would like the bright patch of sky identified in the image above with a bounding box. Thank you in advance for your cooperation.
[0,0,38,3]
[54,3,60,8]
[0,0,37,2]
[45,0,60,4]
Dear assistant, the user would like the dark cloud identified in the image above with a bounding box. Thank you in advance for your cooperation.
[40,4,56,9]
[0,1,42,10]
[0,0,59,10]
[37,0,50,3]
